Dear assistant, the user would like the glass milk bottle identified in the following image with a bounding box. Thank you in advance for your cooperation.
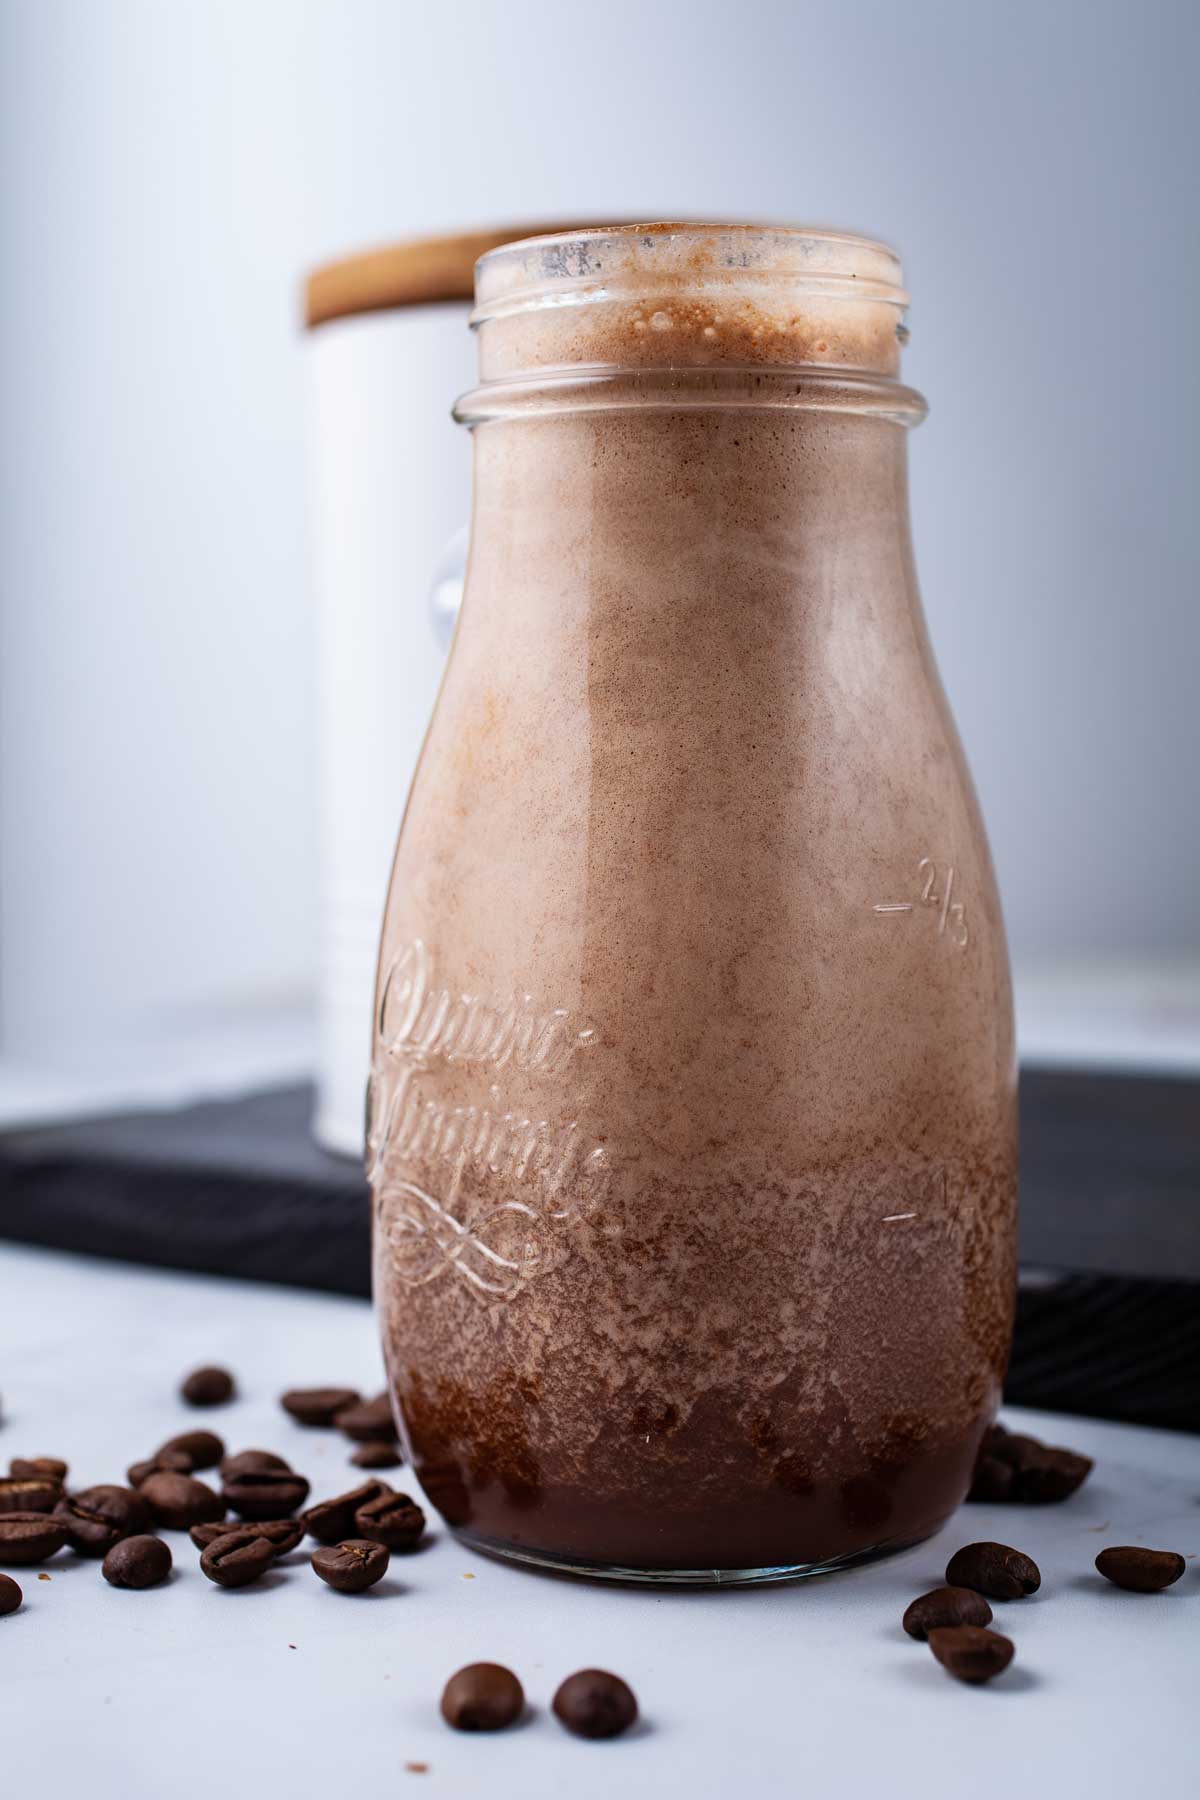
[369,224,1017,1584]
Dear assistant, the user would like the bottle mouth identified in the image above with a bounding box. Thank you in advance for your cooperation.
[468,222,915,388]
[473,222,909,325]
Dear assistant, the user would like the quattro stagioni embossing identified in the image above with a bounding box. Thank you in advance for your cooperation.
[370,941,610,1302]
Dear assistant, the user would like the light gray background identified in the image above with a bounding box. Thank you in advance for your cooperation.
[1,0,1197,1070]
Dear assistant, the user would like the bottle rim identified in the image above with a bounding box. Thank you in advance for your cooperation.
[472,222,909,327]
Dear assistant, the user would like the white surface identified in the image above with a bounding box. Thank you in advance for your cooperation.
[308,307,464,1158]
[0,1244,1196,1798]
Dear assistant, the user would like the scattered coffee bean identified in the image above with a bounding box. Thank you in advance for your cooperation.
[157,1430,224,1471]
[55,1486,150,1556]
[311,1538,390,1593]
[127,1450,194,1487]
[102,1534,173,1589]
[219,1449,291,1482]
[351,1441,403,1471]
[902,1586,995,1640]
[1095,1546,1186,1592]
[945,1541,1041,1600]
[139,1472,225,1531]
[0,1477,61,1515]
[9,1458,68,1484]
[223,1467,310,1520]
[966,1423,1092,1505]
[441,1663,524,1731]
[334,1393,395,1442]
[200,1532,275,1588]
[280,1387,361,1427]
[0,1513,69,1565]
[552,1669,639,1739]
[354,1491,426,1551]
[0,1572,22,1614]
[928,1625,1015,1684]
[190,1518,304,1557]
[180,1366,235,1408]
[302,1481,392,1545]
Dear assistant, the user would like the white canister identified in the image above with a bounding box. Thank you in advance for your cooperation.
[304,227,582,1157]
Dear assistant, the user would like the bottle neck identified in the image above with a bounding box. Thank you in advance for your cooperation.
[463,401,920,647]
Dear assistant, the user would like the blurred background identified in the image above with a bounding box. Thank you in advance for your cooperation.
[0,3,1197,1155]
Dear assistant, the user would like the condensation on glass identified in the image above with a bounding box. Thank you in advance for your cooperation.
[368,224,1018,1583]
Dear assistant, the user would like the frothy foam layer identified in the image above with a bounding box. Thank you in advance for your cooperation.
[474,222,910,378]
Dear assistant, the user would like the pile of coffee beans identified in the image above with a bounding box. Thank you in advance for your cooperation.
[966,1422,1093,1505]
[280,1386,404,1468]
[0,1372,427,1613]
[440,1663,638,1738]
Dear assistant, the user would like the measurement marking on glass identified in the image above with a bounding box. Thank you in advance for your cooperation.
[872,857,969,948]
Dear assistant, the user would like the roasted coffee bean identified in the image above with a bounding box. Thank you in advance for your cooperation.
[552,1669,639,1739]
[128,1450,194,1487]
[200,1531,275,1588]
[0,1477,60,1515]
[945,1541,1041,1600]
[102,1534,173,1589]
[280,1387,361,1427]
[928,1625,1015,1684]
[180,1366,235,1407]
[219,1449,291,1482]
[0,1572,22,1614]
[1013,1445,1093,1504]
[189,1518,304,1557]
[334,1392,395,1442]
[140,1472,225,1530]
[0,1513,69,1565]
[351,1441,403,1471]
[302,1481,392,1544]
[1095,1546,1186,1593]
[55,1486,150,1556]
[9,1457,68,1484]
[223,1467,310,1520]
[354,1491,425,1551]
[441,1663,525,1732]
[157,1430,224,1471]
[311,1537,390,1593]
[902,1586,995,1640]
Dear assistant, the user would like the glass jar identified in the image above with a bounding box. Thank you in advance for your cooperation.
[369,224,1017,1584]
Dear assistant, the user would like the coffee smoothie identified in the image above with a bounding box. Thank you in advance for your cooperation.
[369,225,1017,1580]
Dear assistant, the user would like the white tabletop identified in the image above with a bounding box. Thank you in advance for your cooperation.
[1,1242,1196,1799]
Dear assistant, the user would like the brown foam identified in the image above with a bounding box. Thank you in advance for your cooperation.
[474,222,909,378]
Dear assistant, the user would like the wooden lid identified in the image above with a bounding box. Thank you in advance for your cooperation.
[305,223,613,328]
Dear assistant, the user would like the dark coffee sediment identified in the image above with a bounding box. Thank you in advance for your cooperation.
[370,226,1017,1577]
